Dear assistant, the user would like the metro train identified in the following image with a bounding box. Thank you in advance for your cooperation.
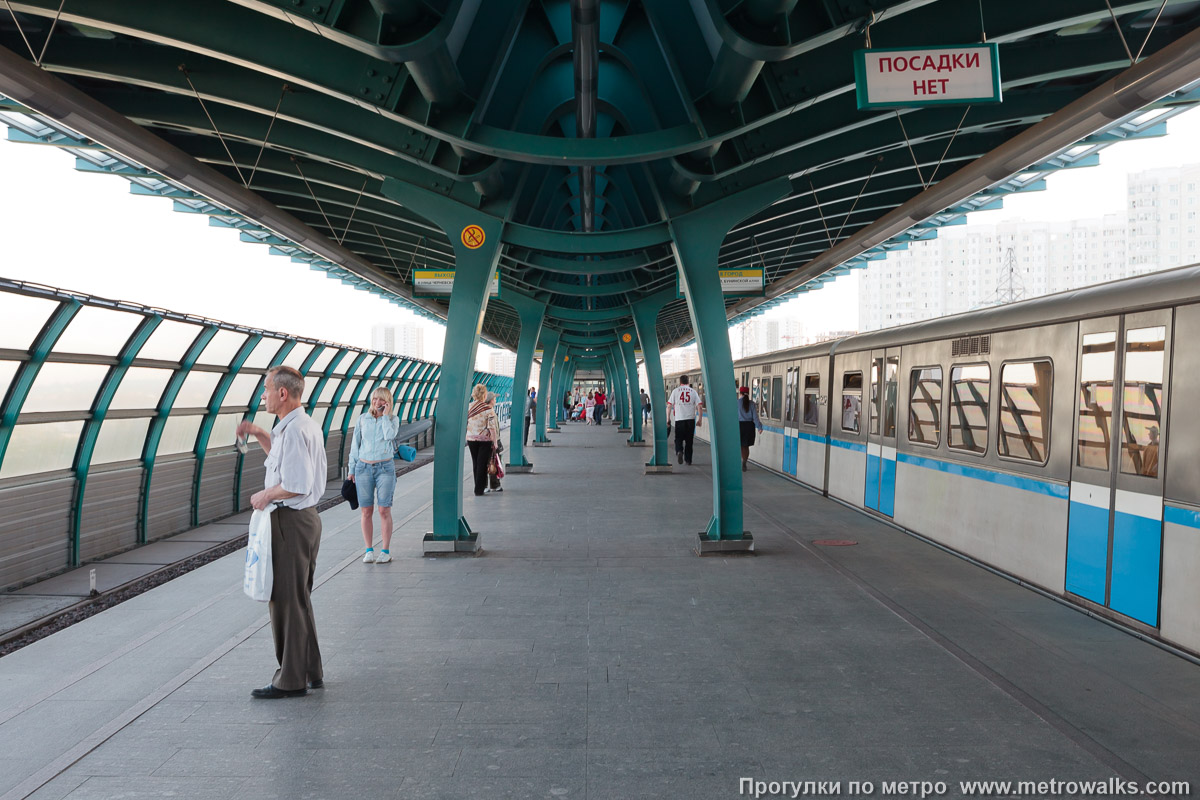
[667,263,1200,657]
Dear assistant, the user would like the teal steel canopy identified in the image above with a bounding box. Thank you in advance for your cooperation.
[2,1,1200,351]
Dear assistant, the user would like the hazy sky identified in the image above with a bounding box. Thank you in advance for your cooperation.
[2,105,1199,356]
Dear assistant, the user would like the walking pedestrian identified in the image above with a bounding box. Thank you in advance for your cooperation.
[594,386,607,425]
[524,387,536,445]
[738,386,763,472]
[666,375,702,465]
[237,366,327,699]
[640,389,651,424]
[349,387,399,564]
[585,391,596,424]
[466,384,499,496]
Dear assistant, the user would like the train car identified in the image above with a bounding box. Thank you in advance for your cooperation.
[668,263,1200,657]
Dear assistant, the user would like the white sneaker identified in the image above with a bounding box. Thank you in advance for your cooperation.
[375,551,392,564]
[362,550,376,563]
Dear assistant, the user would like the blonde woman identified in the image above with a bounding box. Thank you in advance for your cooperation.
[349,387,399,563]
[465,383,499,497]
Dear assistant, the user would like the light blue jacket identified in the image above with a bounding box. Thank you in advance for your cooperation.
[737,399,763,430]
[349,413,400,471]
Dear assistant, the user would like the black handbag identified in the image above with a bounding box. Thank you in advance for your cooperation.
[340,478,359,511]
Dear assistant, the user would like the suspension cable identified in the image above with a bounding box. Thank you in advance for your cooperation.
[179,65,249,187]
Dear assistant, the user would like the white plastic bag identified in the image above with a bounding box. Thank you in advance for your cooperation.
[243,508,273,602]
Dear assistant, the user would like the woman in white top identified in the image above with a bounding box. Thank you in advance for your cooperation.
[349,387,400,563]
[585,391,596,424]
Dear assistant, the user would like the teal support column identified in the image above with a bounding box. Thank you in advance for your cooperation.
[672,178,791,551]
[612,349,631,431]
[505,295,545,472]
[631,291,673,470]
[549,351,567,431]
[534,329,560,444]
[618,329,643,443]
[382,179,505,553]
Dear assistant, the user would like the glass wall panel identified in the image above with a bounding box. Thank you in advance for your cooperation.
[1078,331,1116,470]
[24,363,109,413]
[109,367,173,410]
[244,338,285,369]
[252,410,276,433]
[138,320,203,362]
[841,372,862,433]
[171,371,222,409]
[1120,326,1166,478]
[282,343,313,369]
[223,373,263,407]
[949,364,990,454]
[999,361,1052,462]
[53,307,143,356]
[91,417,150,464]
[0,420,84,478]
[0,294,60,351]
[330,405,349,430]
[317,378,343,405]
[310,407,328,430]
[307,348,337,374]
[207,413,242,450]
[0,360,19,403]
[196,330,248,366]
[156,415,202,456]
[908,367,942,446]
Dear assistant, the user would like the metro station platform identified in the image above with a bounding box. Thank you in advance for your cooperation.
[1,422,1199,800]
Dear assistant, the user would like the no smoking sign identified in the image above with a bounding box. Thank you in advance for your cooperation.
[461,224,486,250]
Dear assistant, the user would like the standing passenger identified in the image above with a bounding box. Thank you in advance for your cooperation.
[466,384,499,497]
[585,391,596,424]
[487,392,504,493]
[667,375,702,465]
[237,366,328,699]
[349,387,399,564]
[738,386,763,472]
[524,387,536,445]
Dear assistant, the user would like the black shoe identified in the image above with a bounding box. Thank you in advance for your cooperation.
[308,679,324,690]
[251,684,307,699]
[677,452,683,465]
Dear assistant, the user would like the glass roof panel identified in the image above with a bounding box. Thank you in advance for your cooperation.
[137,320,202,362]
[0,293,60,351]
[53,306,144,356]
[196,330,248,366]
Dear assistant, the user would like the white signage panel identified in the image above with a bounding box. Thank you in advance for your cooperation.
[854,44,1001,109]
[413,270,500,298]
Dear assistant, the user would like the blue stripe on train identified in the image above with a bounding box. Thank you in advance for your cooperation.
[1164,504,1200,529]
[1065,502,1109,605]
[1109,510,1163,627]
[897,452,1069,499]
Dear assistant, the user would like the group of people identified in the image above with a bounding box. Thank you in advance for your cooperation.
[664,376,763,472]
[565,388,608,424]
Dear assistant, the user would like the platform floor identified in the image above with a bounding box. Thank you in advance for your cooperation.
[1,420,1199,799]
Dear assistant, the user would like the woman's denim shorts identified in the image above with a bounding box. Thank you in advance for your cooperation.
[354,460,396,508]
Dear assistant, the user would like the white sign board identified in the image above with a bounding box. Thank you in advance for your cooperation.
[854,44,1001,109]
[413,269,499,298]
[720,268,764,295]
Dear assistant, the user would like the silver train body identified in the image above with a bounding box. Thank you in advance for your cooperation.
[668,264,1200,657]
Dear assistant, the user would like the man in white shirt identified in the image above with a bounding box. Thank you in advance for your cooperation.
[666,374,702,466]
[236,366,328,699]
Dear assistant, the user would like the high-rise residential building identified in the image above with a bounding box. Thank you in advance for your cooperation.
[859,163,1200,331]
[370,322,425,359]
[488,350,517,376]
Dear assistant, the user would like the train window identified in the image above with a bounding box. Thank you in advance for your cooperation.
[785,368,796,424]
[869,358,881,434]
[1119,326,1166,478]
[908,367,942,446]
[1077,331,1116,470]
[751,377,760,414]
[998,360,1052,463]
[759,376,770,420]
[804,374,820,427]
[771,377,783,420]
[948,364,990,454]
[841,371,862,433]
[883,357,899,438]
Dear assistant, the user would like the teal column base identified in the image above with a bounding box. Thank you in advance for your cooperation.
[695,531,754,555]
[531,440,553,447]
[644,463,673,474]
[617,426,631,433]
[628,440,649,447]
[423,518,482,554]
[506,463,534,473]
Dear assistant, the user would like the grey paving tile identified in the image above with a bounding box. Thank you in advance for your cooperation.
[54,776,248,799]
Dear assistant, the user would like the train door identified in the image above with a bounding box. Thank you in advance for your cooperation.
[1065,311,1171,627]
[783,364,799,475]
[865,349,900,516]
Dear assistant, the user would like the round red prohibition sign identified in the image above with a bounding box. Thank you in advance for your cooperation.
[461,224,486,250]
[621,333,633,343]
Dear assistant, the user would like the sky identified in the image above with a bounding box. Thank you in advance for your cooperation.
[2,105,1200,362]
